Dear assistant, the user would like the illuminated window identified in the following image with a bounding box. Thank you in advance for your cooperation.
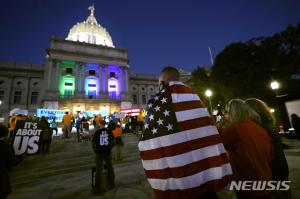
[66,68,73,74]
[110,72,116,78]
[13,91,22,104]
[89,70,96,76]
[88,90,96,99]
[142,95,147,104]
[133,95,137,104]
[64,90,73,95]
[59,75,75,95]
[108,78,119,99]
[31,92,38,104]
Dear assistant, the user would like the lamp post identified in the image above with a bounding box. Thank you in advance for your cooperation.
[270,80,280,97]
[205,89,213,114]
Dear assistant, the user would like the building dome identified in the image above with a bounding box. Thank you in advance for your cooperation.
[66,5,114,48]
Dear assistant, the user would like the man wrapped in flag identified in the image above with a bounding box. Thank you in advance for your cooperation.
[138,67,233,199]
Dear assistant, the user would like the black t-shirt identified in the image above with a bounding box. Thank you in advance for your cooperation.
[92,128,114,154]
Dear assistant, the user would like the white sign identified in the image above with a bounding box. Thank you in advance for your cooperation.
[114,112,126,119]
[43,101,59,109]
[37,109,66,122]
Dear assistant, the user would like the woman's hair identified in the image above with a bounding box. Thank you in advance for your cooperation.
[245,98,275,126]
[226,99,261,126]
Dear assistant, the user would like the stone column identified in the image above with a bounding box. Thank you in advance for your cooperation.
[55,60,61,97]
[125,67,129,93]
[99,64,102,96]
[75,62,80,95]
[104,65,108,92]
[80,63,85,96]
[45,58,52,91]
[119,66,123,92]
[101,65,108,98]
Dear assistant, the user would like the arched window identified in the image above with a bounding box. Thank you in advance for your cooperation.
[133,94,137,104]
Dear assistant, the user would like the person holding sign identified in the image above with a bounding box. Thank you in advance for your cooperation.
[92,121,115,193]
[62,112,72,138]
[38,117,52,154]
[112,122,123,161]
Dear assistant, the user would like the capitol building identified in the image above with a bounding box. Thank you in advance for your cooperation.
[0,6,190,122]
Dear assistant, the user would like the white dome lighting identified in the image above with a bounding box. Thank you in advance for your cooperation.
[66,5,114,48]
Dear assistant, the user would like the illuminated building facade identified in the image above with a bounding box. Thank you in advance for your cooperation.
[42,5,129,115]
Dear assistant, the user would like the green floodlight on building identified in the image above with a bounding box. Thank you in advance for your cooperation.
[59,75,75,96]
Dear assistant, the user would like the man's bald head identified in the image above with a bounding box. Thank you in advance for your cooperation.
[159,66,180,88]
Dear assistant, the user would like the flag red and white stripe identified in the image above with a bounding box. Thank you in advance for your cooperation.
[138,81,232,199]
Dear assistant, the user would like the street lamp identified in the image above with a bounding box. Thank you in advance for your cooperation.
[270,81,280,96]
[0,100,2,105]
[205,89,213,114]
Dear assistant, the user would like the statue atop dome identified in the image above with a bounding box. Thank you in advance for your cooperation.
[88,4,95,16]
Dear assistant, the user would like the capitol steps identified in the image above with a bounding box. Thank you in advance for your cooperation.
[10,134,140,187]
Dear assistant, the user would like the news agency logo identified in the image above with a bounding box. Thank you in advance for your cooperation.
[229,181,291,191]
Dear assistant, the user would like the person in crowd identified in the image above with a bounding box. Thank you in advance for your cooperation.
[219,99,273,199]
[137,112,144,133]
[82,117,89,132]
[75,116,83,142]
[50,118,58,136]
[123,116,129,134]
[62,112,72,138]
[246,98,291,199]
[139,66,232,199]
[0,125,21,199]
[92,121,115,193]
[38,116,52,154]
[112,121,123,160]
[94,114,103,129]
[8,114,26,142]
[291,114,300,141]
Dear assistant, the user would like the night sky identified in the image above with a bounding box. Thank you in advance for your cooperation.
[0,0,299,75]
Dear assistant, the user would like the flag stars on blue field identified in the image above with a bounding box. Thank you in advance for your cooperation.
[149,114,154,121]
[167,123,173,131]
[144,123,149,129]
[152,127,158,134]
[161,97,167,104]
[154,106,160,112]
[163,110,170,117]
[157,118,163,125]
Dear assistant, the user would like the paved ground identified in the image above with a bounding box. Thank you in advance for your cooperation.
[7,133,300,199]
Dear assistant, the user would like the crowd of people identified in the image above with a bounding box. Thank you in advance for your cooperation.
[1,66,300,199]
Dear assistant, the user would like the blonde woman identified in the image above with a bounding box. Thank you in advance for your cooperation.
[219,99,273,199]
[246,98,290,199]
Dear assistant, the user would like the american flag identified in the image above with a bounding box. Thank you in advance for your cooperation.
[138,81,233,199]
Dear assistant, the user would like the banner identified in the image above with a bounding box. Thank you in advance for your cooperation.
[13,120,42,155]
[37,109,66,122]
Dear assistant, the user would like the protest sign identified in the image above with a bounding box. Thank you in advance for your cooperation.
[13,120,42,155]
